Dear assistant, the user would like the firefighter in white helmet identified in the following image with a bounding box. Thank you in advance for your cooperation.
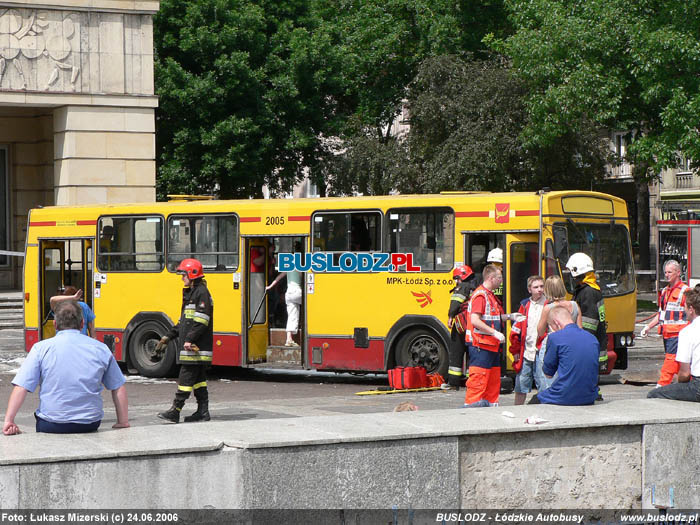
[566,252,607,400]
[487,247,504,302]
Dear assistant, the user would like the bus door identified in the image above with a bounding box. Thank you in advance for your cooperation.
[39,238,93,340]
[504,233,539,371]
[244,236,306,366]
[245,238,269,364]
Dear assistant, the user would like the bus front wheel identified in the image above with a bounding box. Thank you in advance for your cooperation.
[394,328,448,377]
[128,320,176,377]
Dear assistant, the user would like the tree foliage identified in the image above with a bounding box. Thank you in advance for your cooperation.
[492,0,700,266]
[493,0,700,174]
[154,0,514,198]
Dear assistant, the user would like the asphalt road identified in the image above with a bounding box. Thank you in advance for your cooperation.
[0,312,666,433]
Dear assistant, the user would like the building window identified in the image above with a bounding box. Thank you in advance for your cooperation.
[0,147,6,266]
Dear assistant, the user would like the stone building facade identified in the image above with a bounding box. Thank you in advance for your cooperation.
[0,0,158,289]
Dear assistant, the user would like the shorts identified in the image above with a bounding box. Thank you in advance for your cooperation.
[515,358,535,393]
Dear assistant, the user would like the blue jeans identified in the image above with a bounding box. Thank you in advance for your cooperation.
[35,414,100,434]
[535,348,556,391]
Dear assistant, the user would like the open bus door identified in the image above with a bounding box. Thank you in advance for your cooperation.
[505,233,540,371]
[39,238,93,340]
[244,236,307,367]
[245,239,269,364]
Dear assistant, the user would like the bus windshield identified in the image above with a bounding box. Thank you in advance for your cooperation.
[554,221,635,297]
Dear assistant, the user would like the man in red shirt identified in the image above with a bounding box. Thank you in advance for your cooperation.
[641,259,690,386]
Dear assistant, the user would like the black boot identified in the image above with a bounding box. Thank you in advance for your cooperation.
[184,388,210,422]
[184,400,210,422]
[157,404,181,423]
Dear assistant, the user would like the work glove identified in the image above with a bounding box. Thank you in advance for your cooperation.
[509,313,526,323]
[154,336,169,353]
[640,325,649,338]
[494,331,506,344]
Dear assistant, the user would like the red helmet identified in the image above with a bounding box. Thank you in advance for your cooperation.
[452,265,474,282]
[176,258,204,279]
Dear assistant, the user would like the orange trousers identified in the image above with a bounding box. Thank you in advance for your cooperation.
[658,353,680,386]
[464,366,501,405]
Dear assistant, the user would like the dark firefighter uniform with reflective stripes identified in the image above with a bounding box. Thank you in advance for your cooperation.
[572,276,607,374]
[166,278,214,410]
[447,280,476,387]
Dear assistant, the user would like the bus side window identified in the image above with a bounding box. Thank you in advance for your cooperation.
[386,207,453,271]
[312,211,382,253]
[166,214,238,272]
[97,216,164,272]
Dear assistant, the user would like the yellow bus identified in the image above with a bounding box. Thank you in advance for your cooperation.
[23,190,636,379]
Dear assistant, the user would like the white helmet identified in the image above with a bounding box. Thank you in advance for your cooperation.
[566,252,594,277]
[487,247,503,264]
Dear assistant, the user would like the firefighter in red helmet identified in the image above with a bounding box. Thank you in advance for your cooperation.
[157,258,214,423]
[443,265,477,390]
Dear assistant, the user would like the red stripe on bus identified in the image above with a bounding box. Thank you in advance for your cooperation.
[240,217,261,222]
[288,216,310,221]
[515,210,539,216]
[455,211,489,218]
[29,221,56,226]
[658,220,700,225]
[77,220,98,225]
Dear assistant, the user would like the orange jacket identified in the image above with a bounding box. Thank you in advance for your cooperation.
[659,280,690,339]
[466,285,504,352]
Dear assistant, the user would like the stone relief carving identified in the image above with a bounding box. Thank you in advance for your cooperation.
[0,9,80,91]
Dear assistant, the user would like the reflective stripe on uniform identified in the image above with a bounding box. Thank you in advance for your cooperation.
[180,355,213,362]
[451,292,467,303]
[193,381,207,389]
[448,366,463,376]
[178,385,193,392]
[193,312,210,325]
[582,315,599,331]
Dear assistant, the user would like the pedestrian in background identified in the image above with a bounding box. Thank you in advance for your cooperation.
[3,300,129,434]
[640,259,690,387]
[157,258,213,424]
[510,275,546,405]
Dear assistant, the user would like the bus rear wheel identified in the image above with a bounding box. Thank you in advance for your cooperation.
[394,328,448,377]
[128,320,175,377]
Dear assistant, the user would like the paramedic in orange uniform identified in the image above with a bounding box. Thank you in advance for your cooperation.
[641,259,690,386]
[464,264,506,407]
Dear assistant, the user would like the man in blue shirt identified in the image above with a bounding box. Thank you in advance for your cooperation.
[2,301,129,435]
[528,306,599,406]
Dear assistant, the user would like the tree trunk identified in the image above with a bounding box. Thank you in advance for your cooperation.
[634,169,650,270]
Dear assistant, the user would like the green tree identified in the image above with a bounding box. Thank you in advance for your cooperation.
[401,55,610,194]
[317,0,515,194]
[155,0,344,198]
[493,0,700,267]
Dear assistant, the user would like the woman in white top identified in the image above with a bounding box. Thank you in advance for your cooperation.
[535,276,583,389]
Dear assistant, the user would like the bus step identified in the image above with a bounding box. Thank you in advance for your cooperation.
[266,345,301,364]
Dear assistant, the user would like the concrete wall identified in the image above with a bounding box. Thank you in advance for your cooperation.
[2,399,700,511]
